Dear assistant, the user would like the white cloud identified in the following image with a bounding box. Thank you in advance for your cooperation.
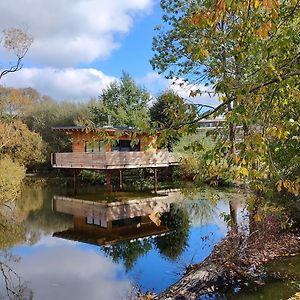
[1,67,117,100]
[0,0,153,67]
[138,72,221,107]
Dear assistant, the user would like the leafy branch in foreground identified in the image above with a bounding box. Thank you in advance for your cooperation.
[152,0,300,195]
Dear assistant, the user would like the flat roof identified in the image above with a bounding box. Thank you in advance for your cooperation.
[52,125,137,132]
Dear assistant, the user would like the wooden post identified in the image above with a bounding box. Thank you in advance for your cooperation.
[106,171,111,193]
[73,169,77,195]
[119,169,124,191]
[153,168,158,193]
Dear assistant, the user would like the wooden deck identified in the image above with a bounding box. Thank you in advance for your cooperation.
[52,150,179,170]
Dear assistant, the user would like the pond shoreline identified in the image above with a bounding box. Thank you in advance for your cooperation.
[153,226,300,300]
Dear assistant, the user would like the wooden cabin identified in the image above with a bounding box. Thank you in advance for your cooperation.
[51,126,178,192]
[52,195,174,246]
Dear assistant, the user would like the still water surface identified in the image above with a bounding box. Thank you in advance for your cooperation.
[1,179,299,299]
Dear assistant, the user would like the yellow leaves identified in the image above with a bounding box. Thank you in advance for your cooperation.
[267,126,288,140]
[240,166,249,176]
[191,15,201,27]
[276,179,299,196]
[216,0,226,12]
[294,292,300,298]
[203,48,209,58]
[234,155,240,164]
[254,214,263,222]
[255,95,262,104]
[276,180,282,192]
[186,44,193,54]
[272,9,278,19]
[256,21,272,39]
[288,291,300,300]
[226,111,233,122]
[253,0,260,9]
[263,0,279,11]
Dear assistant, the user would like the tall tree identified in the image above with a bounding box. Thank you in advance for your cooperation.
[151,0,300,195]
[150,90,197,150]
[90,72,151,128]
[22,91,94,155]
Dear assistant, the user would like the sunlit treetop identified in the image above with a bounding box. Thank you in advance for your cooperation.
[152,0,300,97]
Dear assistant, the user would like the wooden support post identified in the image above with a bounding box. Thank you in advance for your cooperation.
[119,169,124,191]
[153,168,158,194]
[73,169,77,195]
[106,171,111,193]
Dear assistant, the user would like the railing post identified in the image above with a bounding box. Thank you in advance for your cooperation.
[51,153,56,165]
[106,171,111,193]
[153,168,158,194]
[119,169,124,191]
[73,169,77,195]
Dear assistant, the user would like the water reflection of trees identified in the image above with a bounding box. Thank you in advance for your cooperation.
[15,183,72,244]
[154,205,190,260]
[103,239,152,272]
[103,204,191,270]
[0,254,33,299]
[101,191,241,271]
[0,206,33,299]
[0,181,73,299]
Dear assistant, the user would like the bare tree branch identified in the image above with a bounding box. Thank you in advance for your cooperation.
[174,70,300,129]
[0,28,33,81]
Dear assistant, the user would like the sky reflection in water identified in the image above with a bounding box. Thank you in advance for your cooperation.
[3,183,245,299]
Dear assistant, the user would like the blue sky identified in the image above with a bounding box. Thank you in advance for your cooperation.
[94,2,163,78]
[0,0,219,106]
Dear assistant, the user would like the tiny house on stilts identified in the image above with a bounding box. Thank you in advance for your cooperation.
[51,126,178,193]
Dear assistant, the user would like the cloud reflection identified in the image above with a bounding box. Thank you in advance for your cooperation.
[8,241,132,300]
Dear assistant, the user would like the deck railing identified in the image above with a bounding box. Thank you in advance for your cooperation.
[52,151,178,170]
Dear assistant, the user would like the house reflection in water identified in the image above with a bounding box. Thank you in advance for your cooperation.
[52,193,179,246]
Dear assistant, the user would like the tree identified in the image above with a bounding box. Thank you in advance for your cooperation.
[151,0,300,195]
[0,28,33,80]
[22,91,94,156]
[0,88,46,169]
[90,72,151,128]
[150,90,197,150]
[0,120,46,167]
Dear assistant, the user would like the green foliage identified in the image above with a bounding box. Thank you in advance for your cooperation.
[0,119,46,167]
[174,131,232,184]
[0,157,25,205]
[155,204,190,260]
[0,214,26,250]
[79,170,107,185]
[22,91,94,156]
[152,0,300,196]
[150,90,197,150]
[103,239,152,272]
[90,72,151,128]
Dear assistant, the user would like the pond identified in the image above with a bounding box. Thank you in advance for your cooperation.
[0,178,299,299]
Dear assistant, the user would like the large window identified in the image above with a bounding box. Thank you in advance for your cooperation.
[112,140,140,152]
[85,140,105,153]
